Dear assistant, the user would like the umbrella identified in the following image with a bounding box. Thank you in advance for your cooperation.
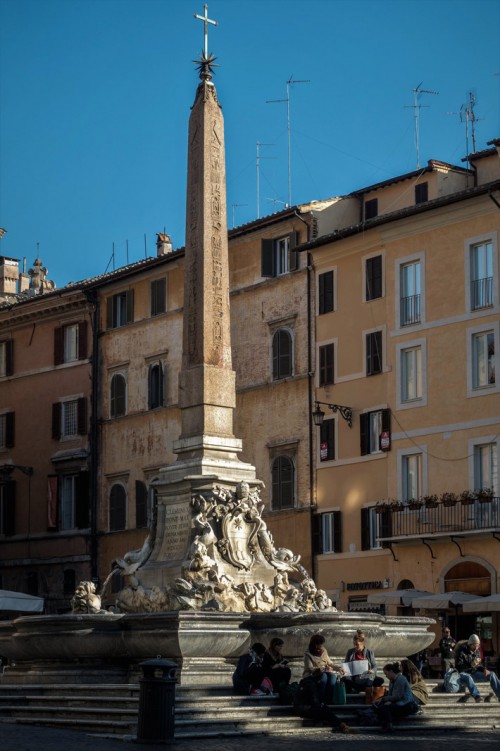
[0,589,44,613]
[367,588,433,607]
[462,594,500,613]
[412,591,479,609]
[413,591,479,637]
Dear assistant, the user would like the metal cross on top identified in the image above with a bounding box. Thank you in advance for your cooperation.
[194,4,218,58]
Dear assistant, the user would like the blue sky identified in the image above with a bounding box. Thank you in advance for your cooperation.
[1,0,499,287]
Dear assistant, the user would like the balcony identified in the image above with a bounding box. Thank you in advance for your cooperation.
[376,497,500,546]
[471,276,493,311]
[400,294,421,326]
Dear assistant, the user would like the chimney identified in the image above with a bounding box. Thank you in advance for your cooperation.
[156,232,173,256]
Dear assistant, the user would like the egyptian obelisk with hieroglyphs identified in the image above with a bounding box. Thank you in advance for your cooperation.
[139,7,259,588]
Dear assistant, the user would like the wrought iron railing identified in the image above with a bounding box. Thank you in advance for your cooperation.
[400,294,421,326]
[471,276,493,310]
[377,497,500,542]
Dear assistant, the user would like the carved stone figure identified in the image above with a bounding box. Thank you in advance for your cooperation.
[108,481,337,615]
[71,581,103,614]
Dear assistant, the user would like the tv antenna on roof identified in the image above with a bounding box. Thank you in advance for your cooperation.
[256,142,275,219]
[267,75,310,207]
[405,82,439,169]
[448,90,481,167]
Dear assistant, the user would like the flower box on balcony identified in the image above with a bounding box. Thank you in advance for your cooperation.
[477,488,493,503]
[423,495,439,508]
[408,500,424,510]
[441,492,458,507]
[460,490,476,506]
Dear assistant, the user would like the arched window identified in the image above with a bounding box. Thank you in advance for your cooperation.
[109,483,126,531]
[271,455,295,510]
[272,329,293,380]
[110,373,126,418]
[148,362,165,409]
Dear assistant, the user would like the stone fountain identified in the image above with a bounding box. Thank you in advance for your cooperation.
[0,16,434,687]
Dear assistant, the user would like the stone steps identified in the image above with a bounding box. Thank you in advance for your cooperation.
[0,681,499,738]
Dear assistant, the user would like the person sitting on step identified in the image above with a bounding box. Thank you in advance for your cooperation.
[343,628,384,694]
[303,633,344,705]
[455,634,500,703]
[262,637,291,693]
[373,662,419,732]
[232,642,272,695]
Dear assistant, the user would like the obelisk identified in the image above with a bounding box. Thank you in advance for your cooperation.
[140,8,258,587]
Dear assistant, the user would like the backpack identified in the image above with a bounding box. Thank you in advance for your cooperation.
[279,680,300,705]
[444,667,460,693]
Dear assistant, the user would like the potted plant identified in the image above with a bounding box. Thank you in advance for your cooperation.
[423,494,439,508]
[440,491,458,507]
[375,501,389,514]
[477,488,494,503]
[460,489,476,506]
[407,498,424,510]
[389,499,405,512]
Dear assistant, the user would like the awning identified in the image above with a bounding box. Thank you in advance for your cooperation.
[0,589,44,613]
[348,601,383,612]
[413,591,479,610]
[367,588,433,607]
[462,594,500,613]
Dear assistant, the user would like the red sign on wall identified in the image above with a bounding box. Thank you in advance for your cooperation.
[380,431,391,452]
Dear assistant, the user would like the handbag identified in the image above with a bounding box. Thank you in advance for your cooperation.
[332,678,347,705]
[364,685,386,704]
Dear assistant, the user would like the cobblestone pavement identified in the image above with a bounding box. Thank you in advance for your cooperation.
[2,723,500,751]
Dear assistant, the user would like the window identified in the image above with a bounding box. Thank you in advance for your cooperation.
[0,340,14,377]
[320,419,335,462]
[106,289,134,329]
[401,345,422,402]
[136,480,148,528]
[271,456,294,510]
[0,412,15,449]
[0,480,16,536]
[470,241,493,311]
[474,443,498,494]
[148,363,165,409]
[361,508,382,550]
[472,331,495,389]
[272,329,293,380]
[400,260,421,326]
[54,322,88,365]
[402,453,422,502]
[59,472,89,530]
[365,255,382,301]
[151,278,167,316]
[360,409,390,455]
[261,233,298,277]
[319,343,334,386]
[313,511,342,554]
[109,484,127,531]
[110,374,127,417]
[366,331,382,375]
[318,270,334,314]
[415,182,428,204]
[52,398,87,439]
[25,572,39,597]
[364,198,378,220]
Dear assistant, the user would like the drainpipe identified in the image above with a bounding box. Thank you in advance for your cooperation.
[306,250,316,581]
[85,289,100,583]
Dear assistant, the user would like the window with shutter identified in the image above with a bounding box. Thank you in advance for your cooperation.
[319,343,334,386]
[109,483,127,531]
[261,233,298,277]
[415,182,428,204]
[107,290,134,328]
[75,471,89,528]
[0,340,14,377]
[271,455,295,510]
[364,198,378,220]
[151,278,167,316]
[365,255,382,300]
[318,511,342,553]
[318,271,334,314]
[272,329,293,380]
[320,419,335,462]
[0,479,16,536]
[366,331,382,375]
[149,363,165,409]
[110,374,127,417]
[360,409,390,455]
[0,411,15,449]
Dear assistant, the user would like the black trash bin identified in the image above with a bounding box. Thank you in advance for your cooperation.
[137,658,177,743]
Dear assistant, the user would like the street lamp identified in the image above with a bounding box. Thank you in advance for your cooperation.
[312,401,353,428]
